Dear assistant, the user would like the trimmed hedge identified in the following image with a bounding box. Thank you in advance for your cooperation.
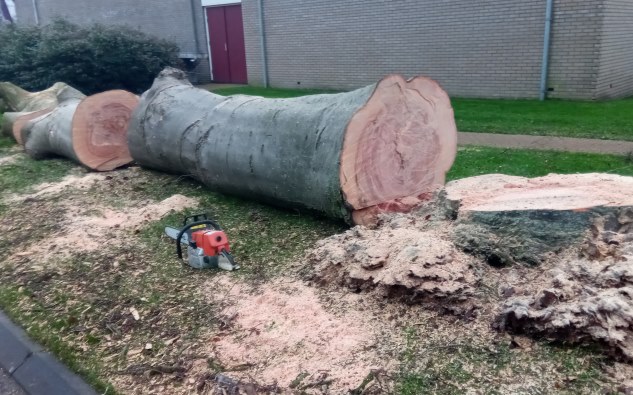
[0,19,181,94]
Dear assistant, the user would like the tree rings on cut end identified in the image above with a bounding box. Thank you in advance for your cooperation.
[340,75,457,225]
[12,108,54,145]
[72,90,139,171]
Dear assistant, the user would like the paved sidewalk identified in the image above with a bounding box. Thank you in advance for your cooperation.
[0,311,97,395]
[458,132,633,155]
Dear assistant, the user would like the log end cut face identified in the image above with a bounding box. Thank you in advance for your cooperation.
[340,75,457,225]
[72,90,139,171]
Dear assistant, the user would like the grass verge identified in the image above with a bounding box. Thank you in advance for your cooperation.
[0,144,631,393]
[0,156,75,194]
[108,170,347,279]
[0,134,76,214]
[212,86,633,141]
[0,133,15,151]
[448,146,633,181]
[396,327,610,395]
[212,86,337,98]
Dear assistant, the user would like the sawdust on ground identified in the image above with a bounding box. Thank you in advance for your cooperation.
[0,154,19,166]
[12,194,198,262]
[7,172,107,201]
[310,215,479,307]
[3,168,199,265]
[199,276,396,393]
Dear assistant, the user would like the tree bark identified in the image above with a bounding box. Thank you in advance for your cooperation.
[21,90,139,171]
[128,68,457,224]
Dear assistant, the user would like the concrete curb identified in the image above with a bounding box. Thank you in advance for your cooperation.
[0,310,97,395]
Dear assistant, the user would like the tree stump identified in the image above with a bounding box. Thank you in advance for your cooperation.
[444,173,633,265]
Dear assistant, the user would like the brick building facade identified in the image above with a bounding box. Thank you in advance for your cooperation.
[10,0,633,99]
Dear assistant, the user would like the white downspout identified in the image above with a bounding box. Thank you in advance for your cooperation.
[257,0,269,87]
[189,0,203,55]
[31,0,39,24]
[539,0,554,101]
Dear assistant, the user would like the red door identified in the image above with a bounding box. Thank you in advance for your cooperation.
[206,5,248,84]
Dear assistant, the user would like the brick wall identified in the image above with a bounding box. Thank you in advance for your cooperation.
[12,1,633,99]
[546,0,603,100]
[13,0,212,83]
[595,0,633,99]
[243,0,547,98]
[243,0,633,100]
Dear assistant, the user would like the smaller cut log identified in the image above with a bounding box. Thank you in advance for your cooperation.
[2,109,54,144]
[2,112,25,138]
[22,90,139,171]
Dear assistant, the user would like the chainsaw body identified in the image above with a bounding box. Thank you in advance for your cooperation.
[165,214,239,271]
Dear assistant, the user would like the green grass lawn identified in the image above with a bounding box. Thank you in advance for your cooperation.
[212,85,336,98]
[212,86,633,141]
[453,97,633,141]
[448,146,633,181]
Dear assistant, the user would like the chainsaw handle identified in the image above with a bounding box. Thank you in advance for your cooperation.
[176,220,223,259]
[182,213,209,226]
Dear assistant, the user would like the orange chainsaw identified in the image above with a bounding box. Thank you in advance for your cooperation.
[165,213,239,271]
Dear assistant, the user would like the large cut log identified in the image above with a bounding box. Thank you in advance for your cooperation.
[1,83,85,141]
[444,173,633,265]
[21,90,139,171]
[128,68,457,224]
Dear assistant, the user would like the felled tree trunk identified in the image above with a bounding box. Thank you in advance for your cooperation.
[128,68,457,224]
[22,90,139,171]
